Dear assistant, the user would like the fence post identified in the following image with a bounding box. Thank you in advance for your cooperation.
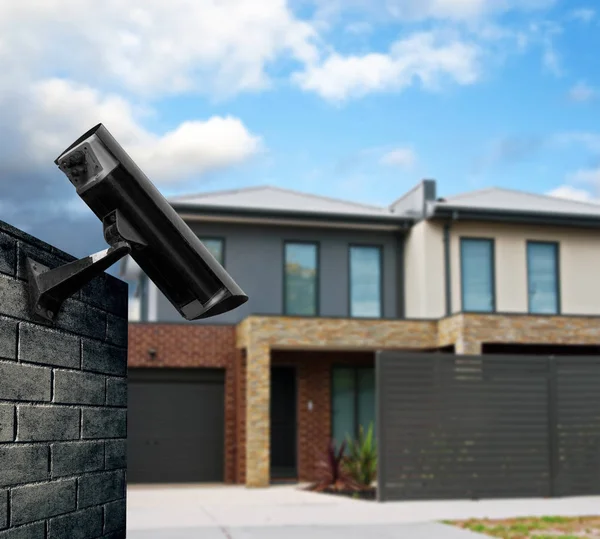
[375,351,387,502]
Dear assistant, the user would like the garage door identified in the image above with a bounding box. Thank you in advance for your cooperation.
[128,368,225,483]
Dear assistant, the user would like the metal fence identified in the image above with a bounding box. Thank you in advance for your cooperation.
[376,352,600,501]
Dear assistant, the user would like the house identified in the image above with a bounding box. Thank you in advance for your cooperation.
[122,179,600,488]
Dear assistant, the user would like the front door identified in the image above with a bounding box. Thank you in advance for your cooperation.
[270,366,297,479]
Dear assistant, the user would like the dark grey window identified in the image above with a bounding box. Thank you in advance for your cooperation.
[332,367,375,448]
[284,242,319,316]
[138,274,149,322]
[349,245,382,318]
[200,238,224,266]
[527,241,559,314]
[460,238,495,313]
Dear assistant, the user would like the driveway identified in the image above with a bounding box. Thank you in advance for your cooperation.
[127,484,600,538]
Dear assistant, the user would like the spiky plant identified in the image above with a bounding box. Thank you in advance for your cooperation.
[310,439,360,492]
[344,422,377,488]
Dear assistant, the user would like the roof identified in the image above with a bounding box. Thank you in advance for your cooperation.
[120,183,600,281]
[168,185,397,219]
[432,187,600,217]
[168,183,600,226]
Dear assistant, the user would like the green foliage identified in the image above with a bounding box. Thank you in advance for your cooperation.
[540,516,571,524]
[449,516,599,539]
[344,421,377,488]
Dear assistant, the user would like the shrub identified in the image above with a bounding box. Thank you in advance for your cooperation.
[344,422,377,488]
[310,439,360,492]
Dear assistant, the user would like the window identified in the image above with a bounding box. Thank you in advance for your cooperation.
[200,238,224,266]
[349,245,382,318]
[527,241,559,314]
[284,242,319,316]
[460,238,495,312]
[332,367,375,448]
[138,274,149,322]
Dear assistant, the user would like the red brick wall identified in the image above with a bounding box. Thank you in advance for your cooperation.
[128,324,236,368]
[127,325,376,485]
[296,359,330,481]
[128,323,238,483]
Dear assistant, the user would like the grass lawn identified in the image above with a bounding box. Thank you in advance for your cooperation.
[447,516,600,538]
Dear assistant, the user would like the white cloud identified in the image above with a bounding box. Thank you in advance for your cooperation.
[304,0,554,22]
[386,0,554,21]
[548,166,600,206]
[0,0,319,99]
[344,21,373,34]
[546,167,600,208]
[517,21,562,77]
[293,31,480,101]
[552,132,600,153]
[0,0,560,110]
[537,24,562,76]
[542,46,561,76]
[18,79,263,184]
[0,0,308,198]
[380,147,417,167]
[137,118,263,183]
[547,185,597,203]
[570,8,595,23]
[566,166,600,186]
[568,81,596,102]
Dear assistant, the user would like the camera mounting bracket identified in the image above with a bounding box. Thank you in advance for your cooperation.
[26,210,147,322]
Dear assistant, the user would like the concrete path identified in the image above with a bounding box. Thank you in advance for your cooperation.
[127,522,486,538]
[127,483,600,538]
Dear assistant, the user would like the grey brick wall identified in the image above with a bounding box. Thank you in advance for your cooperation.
[0,220,128,539]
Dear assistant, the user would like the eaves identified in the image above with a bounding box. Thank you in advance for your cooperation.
[428,205,600,229]
[171,203,415,232]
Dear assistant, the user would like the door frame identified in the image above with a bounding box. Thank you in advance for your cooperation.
[269,364,299,481]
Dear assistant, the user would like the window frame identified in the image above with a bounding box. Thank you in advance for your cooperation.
[526,240,561,315]
[348,243,384,319]
[282,240,320,316]
[198,236,226,267]
[459,236,496,314]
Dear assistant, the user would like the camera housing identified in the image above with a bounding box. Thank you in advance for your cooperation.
[26,123,248,323]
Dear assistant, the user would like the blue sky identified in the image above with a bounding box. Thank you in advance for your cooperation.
[0,0,599,262]
[145,1,600,207]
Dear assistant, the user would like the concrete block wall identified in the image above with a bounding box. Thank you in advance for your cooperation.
[0,220,128,539]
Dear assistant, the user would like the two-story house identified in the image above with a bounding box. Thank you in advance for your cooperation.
[122,179,600,488]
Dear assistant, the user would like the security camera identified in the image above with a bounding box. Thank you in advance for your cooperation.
[25,123,248,322]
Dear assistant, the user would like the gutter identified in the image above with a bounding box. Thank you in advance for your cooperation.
[170,202,415,229]
[443,221,452,317]
[430,206,600,229]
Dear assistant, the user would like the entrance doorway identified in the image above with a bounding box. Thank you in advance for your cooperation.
[270,366,297,480]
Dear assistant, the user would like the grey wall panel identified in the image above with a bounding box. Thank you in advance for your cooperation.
[155,222,403,323]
